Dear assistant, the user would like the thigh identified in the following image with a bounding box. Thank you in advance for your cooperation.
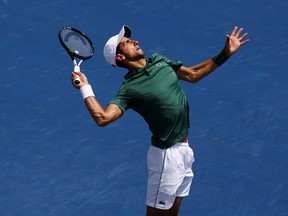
[146,144,194,210]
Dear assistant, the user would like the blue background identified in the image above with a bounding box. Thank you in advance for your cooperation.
[1,0,287,215]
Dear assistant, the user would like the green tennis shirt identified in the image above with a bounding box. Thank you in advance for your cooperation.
[110,53,190,149]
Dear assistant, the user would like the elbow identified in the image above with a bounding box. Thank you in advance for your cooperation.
[89,109,111,127]
[88,106,121,127]
[191,78,200,84]
[187,75,200,84]
[91,114,110,127]
[189,71,203,83]
[95,119,109,127]
[186,70,201,84]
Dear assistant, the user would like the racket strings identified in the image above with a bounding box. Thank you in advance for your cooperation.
[60,29,93,58]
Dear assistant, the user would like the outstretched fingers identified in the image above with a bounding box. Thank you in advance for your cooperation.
[235,27,243,38]
[239,32,250,45]
[225,26,250,56]
[231,26,250,44]
[230,26,238,37]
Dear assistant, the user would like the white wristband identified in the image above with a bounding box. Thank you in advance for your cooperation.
[80,85,95,100]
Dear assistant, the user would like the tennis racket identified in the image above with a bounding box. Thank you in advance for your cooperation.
[58,26,95,84]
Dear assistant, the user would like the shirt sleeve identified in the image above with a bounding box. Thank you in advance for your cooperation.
[109,83,131,113]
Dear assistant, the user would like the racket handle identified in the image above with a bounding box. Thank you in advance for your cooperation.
[73,65,81,85]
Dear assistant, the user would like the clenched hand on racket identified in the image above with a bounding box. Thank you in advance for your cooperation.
[71,71,90,89]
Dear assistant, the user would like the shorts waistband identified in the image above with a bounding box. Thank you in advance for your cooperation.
[172,141,189,147]
[151,141,189,150]
[151,135,189,149]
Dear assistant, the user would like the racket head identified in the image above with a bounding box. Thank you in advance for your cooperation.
[58,26,95,60]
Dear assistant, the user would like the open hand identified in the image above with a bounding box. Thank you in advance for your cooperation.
[224,26,250,56]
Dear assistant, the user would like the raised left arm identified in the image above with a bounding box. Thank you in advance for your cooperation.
[177,26,249,83]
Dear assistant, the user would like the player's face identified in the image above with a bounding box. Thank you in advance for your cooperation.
[117,37,145,61]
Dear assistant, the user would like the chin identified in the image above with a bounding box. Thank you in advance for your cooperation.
[139,49,146,57]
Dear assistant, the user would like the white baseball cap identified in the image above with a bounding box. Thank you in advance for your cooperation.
[103,25,132,67]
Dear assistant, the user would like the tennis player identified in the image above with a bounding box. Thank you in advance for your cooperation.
[71,25,249,216]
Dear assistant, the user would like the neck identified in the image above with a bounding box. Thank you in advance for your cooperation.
[126,58,147,71]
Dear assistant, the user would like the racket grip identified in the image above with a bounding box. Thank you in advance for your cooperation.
[73,76,81,85]
[73,65,81,85]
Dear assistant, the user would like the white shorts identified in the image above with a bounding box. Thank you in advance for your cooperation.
[146,142,195,210]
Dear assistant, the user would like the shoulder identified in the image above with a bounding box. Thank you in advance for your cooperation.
[149,53,166,61]
[150,53,183,66]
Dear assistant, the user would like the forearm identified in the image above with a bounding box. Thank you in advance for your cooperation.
[83,96,109,127]
[193,49,231,80]
[189,59,219,82]
[178,58,218,83]
[71,72,122,126]
[79,85,122,127]
[178,49,230,83]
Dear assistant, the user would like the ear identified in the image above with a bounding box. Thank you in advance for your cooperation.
[115,53,125,62]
